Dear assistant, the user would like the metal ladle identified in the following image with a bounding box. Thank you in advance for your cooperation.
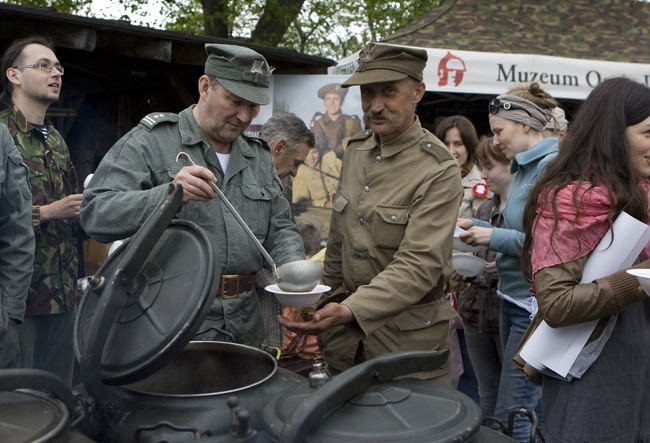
[175,152,322,292]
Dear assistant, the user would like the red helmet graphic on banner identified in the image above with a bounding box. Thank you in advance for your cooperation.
[438,51,467,87]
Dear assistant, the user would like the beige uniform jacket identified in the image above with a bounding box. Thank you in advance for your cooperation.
[321,117,462,377]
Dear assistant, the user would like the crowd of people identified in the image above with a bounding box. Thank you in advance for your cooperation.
[1,33,649,443]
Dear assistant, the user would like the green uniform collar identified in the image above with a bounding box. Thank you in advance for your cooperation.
[178,105,258,160]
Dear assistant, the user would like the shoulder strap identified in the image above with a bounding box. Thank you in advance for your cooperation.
[138,113,179,131]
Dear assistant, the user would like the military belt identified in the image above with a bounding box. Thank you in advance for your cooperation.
[220,274,256,299]
[415,285,446,305]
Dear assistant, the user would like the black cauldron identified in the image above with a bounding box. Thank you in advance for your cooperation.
[0,184,518,443]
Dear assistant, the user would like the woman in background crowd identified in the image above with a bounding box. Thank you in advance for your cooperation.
[457,137,511,419]
[459,82,558,442]
[435,115,490,218]
[518,76,650,442]
[436,115,489,402]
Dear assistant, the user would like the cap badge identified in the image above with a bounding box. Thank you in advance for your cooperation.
[250,60,265,75]
[357,43,376,71]
[243,59,268,85]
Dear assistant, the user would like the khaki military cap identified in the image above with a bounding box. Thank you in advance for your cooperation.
[317,83,348,99]
[342,42,428,88]
[204,43,273,105]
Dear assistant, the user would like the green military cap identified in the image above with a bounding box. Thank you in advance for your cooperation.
[204,43,273,105]
[342,42,427,88]
[317,83,348,99]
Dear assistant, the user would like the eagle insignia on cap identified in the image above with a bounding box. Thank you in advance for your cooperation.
[357,43,376,71]
[250,60,265,74]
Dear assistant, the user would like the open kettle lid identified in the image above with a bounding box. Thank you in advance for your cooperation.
[74,184,220,386]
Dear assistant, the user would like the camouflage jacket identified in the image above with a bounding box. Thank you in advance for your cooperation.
[0,105,83,315]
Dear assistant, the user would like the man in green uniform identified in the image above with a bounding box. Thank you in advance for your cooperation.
[81,44,305,347]
[0,35,86,385]
[310,83,362,159]
[280,42,463,384]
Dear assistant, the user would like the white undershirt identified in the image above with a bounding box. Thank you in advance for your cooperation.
[216,152,230,173]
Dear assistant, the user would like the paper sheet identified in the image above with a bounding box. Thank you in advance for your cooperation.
[520,212,650,377]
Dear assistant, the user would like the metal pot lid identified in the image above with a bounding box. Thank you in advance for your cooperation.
[75,185,220,387]
[263,378,482,442]
[262,351,481,443]
[0,390,69,442]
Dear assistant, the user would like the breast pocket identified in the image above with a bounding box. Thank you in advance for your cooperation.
[373,205,409,249]
[241,185,273,237]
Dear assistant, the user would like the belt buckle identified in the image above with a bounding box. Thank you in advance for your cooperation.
[220,274,240,299]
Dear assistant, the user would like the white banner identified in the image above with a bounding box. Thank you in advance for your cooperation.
[331,47,650,100]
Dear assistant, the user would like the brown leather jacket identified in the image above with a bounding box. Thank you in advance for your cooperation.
[514,256,649,384]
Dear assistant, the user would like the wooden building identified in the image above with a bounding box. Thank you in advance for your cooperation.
[0,2,336,181]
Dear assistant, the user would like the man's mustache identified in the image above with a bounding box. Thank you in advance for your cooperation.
[363,110,398,125]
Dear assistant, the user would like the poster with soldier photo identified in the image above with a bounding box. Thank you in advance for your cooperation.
[269,75,364,242]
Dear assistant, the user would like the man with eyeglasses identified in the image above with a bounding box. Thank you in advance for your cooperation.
[0,35,86,386]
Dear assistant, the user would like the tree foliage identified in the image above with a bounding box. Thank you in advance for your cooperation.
[167,0,444,59]
[8,0,443,59]
[5,0,91,14]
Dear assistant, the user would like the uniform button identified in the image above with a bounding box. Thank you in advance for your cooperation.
[426,143,432,148]
[363,186,370,193]
[365,130,372,136]
[354,251,363,258]
[423,319,431,326]
[359,218,365,225]
[375,155,382,163]
[390,215,397,222]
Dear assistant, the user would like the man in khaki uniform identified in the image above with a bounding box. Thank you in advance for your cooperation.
[279,42,462,384]
[310,83,362,159]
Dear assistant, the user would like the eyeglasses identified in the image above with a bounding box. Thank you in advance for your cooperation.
[489,98,529,116]
[12,61,64,75]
